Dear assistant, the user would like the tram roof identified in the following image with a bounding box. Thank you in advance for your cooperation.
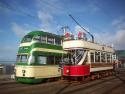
[27,31,62,38]
[63,40,115,53]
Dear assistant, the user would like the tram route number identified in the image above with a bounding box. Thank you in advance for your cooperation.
[22,70,26,76]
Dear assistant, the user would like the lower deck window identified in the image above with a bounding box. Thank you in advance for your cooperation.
[47,56,54,65]
[38,56,47,64]
[46,56,62,65]
[37,55,62,65]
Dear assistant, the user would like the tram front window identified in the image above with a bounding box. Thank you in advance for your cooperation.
[16,55,28,63]
[21,35,32,43]
[63,57,71,65]
[64,49,85,65]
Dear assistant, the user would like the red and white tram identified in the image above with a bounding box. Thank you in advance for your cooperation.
[62,31,116,80]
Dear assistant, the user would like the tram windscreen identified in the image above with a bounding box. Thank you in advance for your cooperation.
[63,49,85,65]
[21,35,32,43]
[16,55,28,63]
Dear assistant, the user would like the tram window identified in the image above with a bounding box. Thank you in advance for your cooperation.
[90,53,94,63]
[33,36,41,42]
[16,55,20,62]
[101,53,105,62]
[55,38,61,45]
[47,56,54,65]
[55,57,61,64]
[64,58,70,64]
[38,56,46,64]
[22,35,32,43]
[41,36,46,43]
[47,37,54,44]
[20,55,27,62]
[107,54,110,63]
[95,52,100,62]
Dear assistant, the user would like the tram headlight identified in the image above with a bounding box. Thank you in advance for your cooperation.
[66,69,69,73]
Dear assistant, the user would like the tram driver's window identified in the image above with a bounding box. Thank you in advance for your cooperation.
[16,55,20,62]
[20,55,27,62]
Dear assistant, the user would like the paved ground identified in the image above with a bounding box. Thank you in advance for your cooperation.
[0,68,125,94]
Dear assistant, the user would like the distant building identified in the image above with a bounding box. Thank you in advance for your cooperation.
[0,64,6,75]
[116,50,125,68]
[0,64,15,75]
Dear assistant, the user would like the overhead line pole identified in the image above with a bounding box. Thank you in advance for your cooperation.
[69,14,94,42]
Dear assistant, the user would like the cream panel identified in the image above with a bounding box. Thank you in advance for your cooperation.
[32,48,67,54]
[63,40,114,53]
[90,66,113,72]
[34,66,61,78]
[15,66,35,77]
[15,65,61,78]
[19,42,31,47]
[19,41,36,47]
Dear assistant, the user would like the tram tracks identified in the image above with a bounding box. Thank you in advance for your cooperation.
[0,74,124,94]
[55,76,117,94]
[58,72,125,94]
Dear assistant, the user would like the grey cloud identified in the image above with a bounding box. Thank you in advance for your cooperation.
[11,22,29,37]
[112,17,125,30]
[94,30,125,50]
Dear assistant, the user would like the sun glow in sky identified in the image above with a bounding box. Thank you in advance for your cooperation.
[0,0,125,61]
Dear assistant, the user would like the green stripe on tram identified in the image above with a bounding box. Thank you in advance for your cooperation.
[31,43,62,50]
[18,43,63,54]
[15,77,47,84]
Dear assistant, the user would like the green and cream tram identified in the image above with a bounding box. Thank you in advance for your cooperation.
[15,31,67,83]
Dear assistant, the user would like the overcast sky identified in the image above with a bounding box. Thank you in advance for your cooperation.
[0,0,125,62]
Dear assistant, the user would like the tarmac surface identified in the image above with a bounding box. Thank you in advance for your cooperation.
[0,68,125,94]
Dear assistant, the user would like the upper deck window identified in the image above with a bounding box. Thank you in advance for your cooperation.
[33,35,41,42]
[47,37,54,44]
[41,36,46,43]
[55,38,61,45]
[21,35,32,43]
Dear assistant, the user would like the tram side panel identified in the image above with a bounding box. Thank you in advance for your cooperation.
[63,64,113,77]
[63,65,90,76]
